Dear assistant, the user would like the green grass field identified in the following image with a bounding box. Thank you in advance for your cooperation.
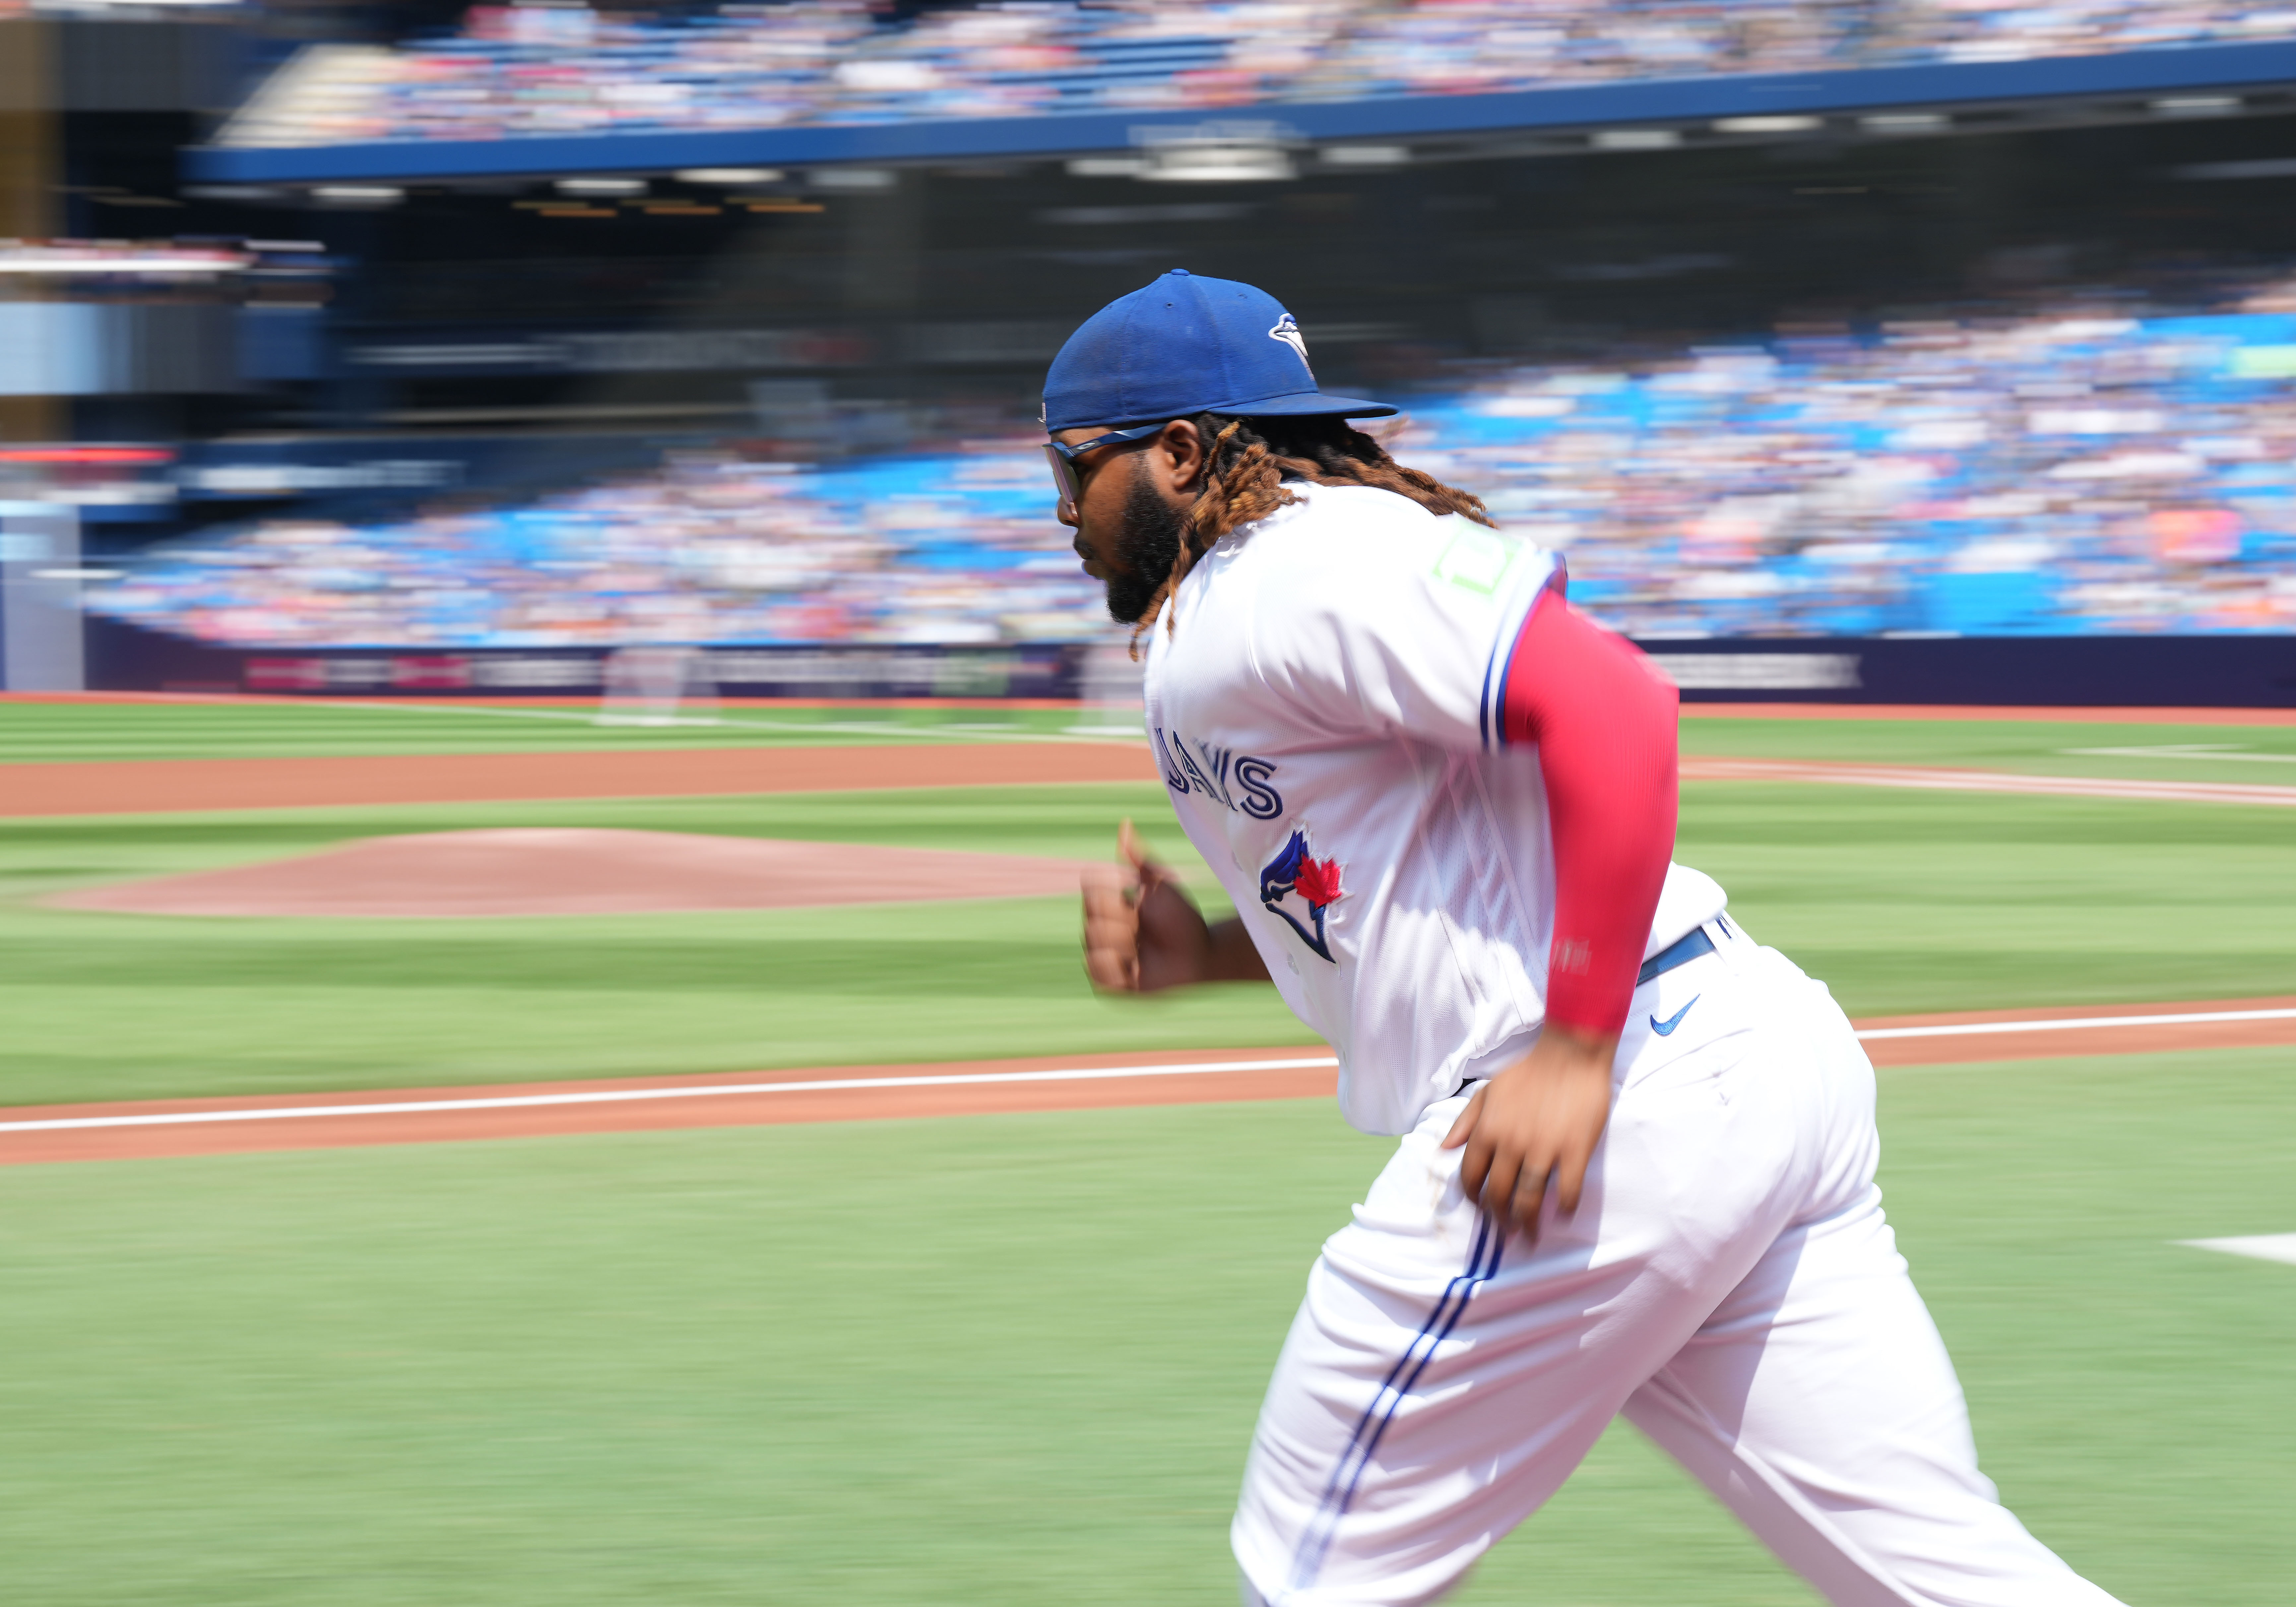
[1,1047,2289,1605]
[0,701,2289,1604]
[0,698,1129,763]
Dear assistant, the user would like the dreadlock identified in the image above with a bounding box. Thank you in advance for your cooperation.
[1130,411,1497,656]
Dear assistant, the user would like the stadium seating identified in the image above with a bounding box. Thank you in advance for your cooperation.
[213,0,2296,152]
[90,266,2296,648]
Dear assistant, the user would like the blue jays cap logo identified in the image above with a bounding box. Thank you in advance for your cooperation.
[1267,312,1313,380]
[1043,271,1392,431]
[1259,828,1343,963]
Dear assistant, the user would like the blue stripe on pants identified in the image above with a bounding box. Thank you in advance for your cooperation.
[1287,1215,1508,1592]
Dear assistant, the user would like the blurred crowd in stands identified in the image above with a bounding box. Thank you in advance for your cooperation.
[1422,279,2296,636]
[96,448,1092,648]
[92,267,2296,646]
[223,0,2296,148]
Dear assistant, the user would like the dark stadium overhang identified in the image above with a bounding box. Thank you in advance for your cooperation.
[183,39,2296,186]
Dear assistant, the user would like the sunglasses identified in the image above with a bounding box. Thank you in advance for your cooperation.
[1043,421,1168,523]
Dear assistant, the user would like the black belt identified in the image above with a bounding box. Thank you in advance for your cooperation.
[1636,923,1717,987]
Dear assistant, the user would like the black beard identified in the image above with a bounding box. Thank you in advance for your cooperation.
[1105,465,1187,626]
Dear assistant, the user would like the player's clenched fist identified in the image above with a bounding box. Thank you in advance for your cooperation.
[1081,820,1208,992]
[1082,821,1270,994]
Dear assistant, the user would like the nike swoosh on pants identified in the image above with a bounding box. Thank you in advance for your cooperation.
[1649,996,1700,1036]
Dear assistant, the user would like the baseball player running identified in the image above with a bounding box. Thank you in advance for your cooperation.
[1057,271,2127,1607]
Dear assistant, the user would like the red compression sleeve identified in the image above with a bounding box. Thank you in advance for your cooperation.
[1498,592,1680,1037]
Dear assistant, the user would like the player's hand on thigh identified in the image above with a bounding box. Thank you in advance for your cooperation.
[1082,820,1212,993]
[1442,1024,1620,1240]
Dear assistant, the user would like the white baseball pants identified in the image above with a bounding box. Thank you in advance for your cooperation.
[1233,923,2127,1607]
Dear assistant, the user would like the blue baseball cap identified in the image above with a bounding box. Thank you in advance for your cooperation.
[1043,269,1397,432]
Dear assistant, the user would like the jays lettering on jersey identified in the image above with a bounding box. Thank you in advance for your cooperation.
[1144,482,1728,1136]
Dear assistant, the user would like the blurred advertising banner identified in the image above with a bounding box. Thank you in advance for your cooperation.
[186,641,1073,701]
[75,621,2296,708]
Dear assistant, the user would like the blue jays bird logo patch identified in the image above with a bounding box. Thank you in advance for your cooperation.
[1267,312,1313,378]
[1259,830,1344,963]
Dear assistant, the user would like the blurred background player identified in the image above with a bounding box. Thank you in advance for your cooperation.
[1066,272,2127,1607]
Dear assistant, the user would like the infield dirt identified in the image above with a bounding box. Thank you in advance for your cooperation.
[10,742,2296,817]
[46,827,1099,918]
[0,742,1163,817]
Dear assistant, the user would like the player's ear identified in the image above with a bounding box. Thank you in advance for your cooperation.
[1154,418,1205,494]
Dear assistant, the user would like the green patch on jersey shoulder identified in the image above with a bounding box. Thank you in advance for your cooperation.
[1431,526,1524,597]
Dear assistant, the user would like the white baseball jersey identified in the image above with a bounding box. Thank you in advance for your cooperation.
[1141,480,1728,1137]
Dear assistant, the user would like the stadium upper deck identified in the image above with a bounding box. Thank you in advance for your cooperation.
[190,0,2296,184]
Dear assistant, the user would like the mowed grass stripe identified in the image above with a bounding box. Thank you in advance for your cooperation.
[0,698,1134,764]
[1678,711,2296,789]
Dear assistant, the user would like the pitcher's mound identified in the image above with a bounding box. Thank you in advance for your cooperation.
[47,828,1100,919]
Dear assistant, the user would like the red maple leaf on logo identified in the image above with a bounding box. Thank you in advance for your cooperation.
[1293,853,1344,909]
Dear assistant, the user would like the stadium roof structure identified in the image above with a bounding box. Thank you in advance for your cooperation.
[186,40,2296,186]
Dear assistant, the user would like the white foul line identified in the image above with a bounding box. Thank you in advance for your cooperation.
[0,1056,1342,1135]
[2,1006,2290,1139]
[2179,1234,2296,1267]
[2065,745,2296,765]
[315,698,1149,749]
[1854,1006,2296,1041]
